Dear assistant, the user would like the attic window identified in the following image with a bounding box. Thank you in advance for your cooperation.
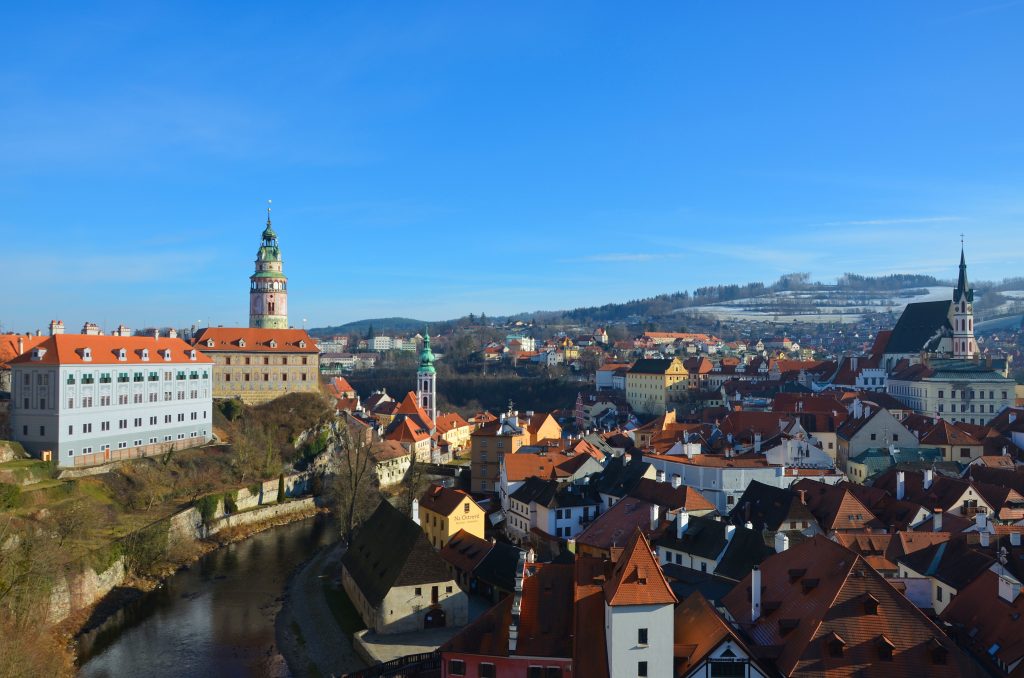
[268,340,277,348]
[863,593,880,615]
[238,339,246,348]
[298,340,306,348]
[878,636,894,661]
[801,578,820,594]
[827,633,846,658]
[141,349,149,361]
[31,348,46,361]
[206,339,215,348]
[81,347,92,361]
[778,618,799,635]
[189,350,196,361]
[162,349,172,361]
[117,348,127,361]
[788,568,807,583]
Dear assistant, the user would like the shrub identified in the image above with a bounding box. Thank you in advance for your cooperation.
[122,521,169,575]
[0,482,21,510]
[195,494,219,525]
[277,474,285,504]
[224,490,238,514]
[248,481,262,497]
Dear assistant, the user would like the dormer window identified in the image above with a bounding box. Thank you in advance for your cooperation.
[189,349,197,361]
[80,347,92,361]
[238,339,246,348]
[268,340,277,349]
[141,349,149,361]
[298,340,306,348]
[862,593,880,615]
[877,635,894,661]
[117,348,127,361]
[31,348,47,361]
[162,349,172,361]
[206,339,215,348]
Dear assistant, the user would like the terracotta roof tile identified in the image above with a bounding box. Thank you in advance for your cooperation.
[193,326,318,353]
[8,333,212,366]
[604,529,677,607]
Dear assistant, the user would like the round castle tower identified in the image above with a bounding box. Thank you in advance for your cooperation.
[249,203,289,329]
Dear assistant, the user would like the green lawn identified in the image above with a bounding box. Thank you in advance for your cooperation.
[322,580,367,635]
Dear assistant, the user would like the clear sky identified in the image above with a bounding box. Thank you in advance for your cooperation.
[3,1,1023,331]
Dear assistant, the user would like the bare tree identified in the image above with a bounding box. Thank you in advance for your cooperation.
[326,421,381,541]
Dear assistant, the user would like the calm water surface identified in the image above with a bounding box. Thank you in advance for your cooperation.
[78,514,336,678]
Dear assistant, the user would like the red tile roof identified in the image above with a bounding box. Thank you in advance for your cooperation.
[7,333,212,365]
[0,334,47,368]
[604,529,677,607]
[941,569,1024,673]
[722,535,980,677]
[193,327,318,353]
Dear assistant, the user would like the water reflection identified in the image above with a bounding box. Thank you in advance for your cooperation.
[78,514,335,678]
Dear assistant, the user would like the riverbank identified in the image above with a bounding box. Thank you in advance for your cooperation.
[63,496,323,661]
[276,541,368,678]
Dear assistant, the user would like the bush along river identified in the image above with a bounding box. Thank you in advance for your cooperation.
[77,514,338,678]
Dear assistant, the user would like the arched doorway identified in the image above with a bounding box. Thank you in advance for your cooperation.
[424,607,446,629]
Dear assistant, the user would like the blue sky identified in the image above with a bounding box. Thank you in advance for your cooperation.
[3,1,1023,331]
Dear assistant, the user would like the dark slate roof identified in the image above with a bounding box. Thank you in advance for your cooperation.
[628,358,675,375]
[593,454,650,498]
[510,476,560,506]
[714,526,775,581]
[729,480,815,532]
[661,564,737,605]
[898,538,994,590]
[341,500,452,606]
[473,541,526,593]
[885,300,952,354]
[656,516,729,560]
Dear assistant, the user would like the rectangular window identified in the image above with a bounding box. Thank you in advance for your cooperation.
[480,665,496,678]
[68,425,73,435]
[638,661,648,677]
[638,628,648,646]
[447,660,465,676]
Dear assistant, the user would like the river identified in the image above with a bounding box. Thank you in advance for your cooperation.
[77,514,337,678]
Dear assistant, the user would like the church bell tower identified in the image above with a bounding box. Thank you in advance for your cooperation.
[952,245,976,359]
[417,327,437,430]
[249,201,289,329]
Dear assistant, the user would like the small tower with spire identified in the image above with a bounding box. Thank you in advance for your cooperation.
[417,326,437,430]
[249,201,289,329]
[952,241,976,359]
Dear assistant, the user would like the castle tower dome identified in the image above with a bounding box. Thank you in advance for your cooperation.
[249,201,289,329]
[952,244,976,359]
[417,326,437,431]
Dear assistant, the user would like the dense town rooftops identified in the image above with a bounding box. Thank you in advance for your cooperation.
[8,333,212,365]
[722,535,980,677]
[192,327,318,353]
[627,477,716,513]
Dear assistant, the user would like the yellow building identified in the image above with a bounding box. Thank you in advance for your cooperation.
[192,327,320,404]
[626,358,689,416]
[470,414,529,494]
[524,411,562,444]
[417,484,485,549]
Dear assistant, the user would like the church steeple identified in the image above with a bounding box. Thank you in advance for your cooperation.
[417,325,437,438]
[952,243,975,359]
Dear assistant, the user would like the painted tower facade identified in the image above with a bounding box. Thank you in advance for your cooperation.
[952,247,976,359]
[417,328,437,430]
[249,205,289,329]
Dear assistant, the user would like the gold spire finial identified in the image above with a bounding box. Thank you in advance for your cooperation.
[267,199,272,226]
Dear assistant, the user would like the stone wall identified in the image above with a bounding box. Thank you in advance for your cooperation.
[49,472,315,625]
[0,440,27,463]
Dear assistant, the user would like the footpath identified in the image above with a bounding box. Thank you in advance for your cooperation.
[277,541,367,678]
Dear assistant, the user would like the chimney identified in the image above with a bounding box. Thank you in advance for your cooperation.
[48,320,65,335]
[168,328,178,339]
[411,498,420,525]
[896,471,906,501]
[797,489,807,505]
[923,469,933,491]
[933,508,943,532]
[1010,413,1017,425]
[754,432,762,453]
[998,574,1022,603]
[526,548,536,564]
[671,474,682,489]
[751,566,762,622]
[976,512,987,531]
[152,328,160,340]
[657,469,666,484]
[650,504,660,531]
[1012,532,1022,548]
[18,336,24,354]
[676,511,689,539]
[775,532,790,553]
[981,531,990,548]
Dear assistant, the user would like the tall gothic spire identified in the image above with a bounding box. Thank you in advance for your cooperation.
[955,242,973,302]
